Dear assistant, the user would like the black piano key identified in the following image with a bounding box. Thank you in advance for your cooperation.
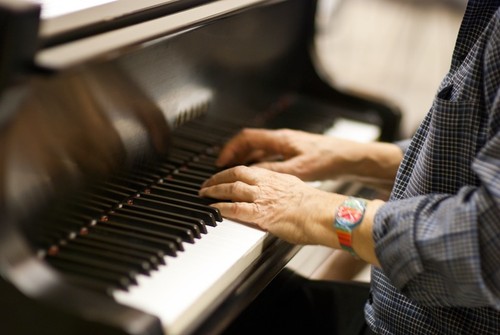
[186,161,220,174]
[189,117,244,135]
[192,155,217,166]
[149,186,213,206]
[52,213,96,229]
[135,166,170,182]
[47,257,132,291]
[99,182,138,196]
[120,169,161,184]
[167,148,194,162]
[38,226,72,243]
[159,179,200,194]
[139,192,222,222]
[130,197,216,226]
[176,135,224,152]
[143,163,177,175]
[177,166,213,179]
[69,195,116,211]
[61,202,106,219]
[39,227,78,245]
[36,234,65,249]
[39,217,85,236]
[172,138,210,154]
[105,212,195,243]
[98,219,184,251]
[70,237,161,269]
[40,229,68,244]
[175,128,224,146]
[132,171,165,183]
[161,156,186,167]
[88,224,180,255]
[112,174,153,189]
[169,171,206,185]
[115,207,202,238]
[58,243,152,275]
[120,204,207,234]
[80,233,166,264]
[84,186,131,203]
[48,250,139,284]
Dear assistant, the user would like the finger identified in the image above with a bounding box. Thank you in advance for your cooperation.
[201,166,261,188]
[253,157,309,180]
[210,202,263,227]
[245,149,267,164]
[199,181,258,202]
[216,128,285,167]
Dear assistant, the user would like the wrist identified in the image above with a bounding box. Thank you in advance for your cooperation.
[304,192,382,267]
[352,199,383,266]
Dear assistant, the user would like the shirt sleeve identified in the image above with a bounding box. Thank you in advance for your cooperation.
[394,139,411,153]
[373,13,500,308]
[374,104,500,310]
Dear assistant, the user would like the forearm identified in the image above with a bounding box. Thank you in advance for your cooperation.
[339,141,403,182]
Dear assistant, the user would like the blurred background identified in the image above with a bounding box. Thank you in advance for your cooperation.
[316,0,467,139]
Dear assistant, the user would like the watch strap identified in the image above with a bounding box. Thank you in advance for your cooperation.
[334,197,367,257]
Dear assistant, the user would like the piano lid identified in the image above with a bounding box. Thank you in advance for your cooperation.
[30,0,219,47]
[35,0,272,70]
[33,0,119,19]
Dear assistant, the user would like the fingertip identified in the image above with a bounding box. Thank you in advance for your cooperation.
[215,150,233,167]
[215,158,225,167]
[198,183,211,195]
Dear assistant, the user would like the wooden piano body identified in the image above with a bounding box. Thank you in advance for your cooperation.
[0,0,400,334]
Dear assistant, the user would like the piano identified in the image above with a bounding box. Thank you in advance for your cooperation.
[0,0,401,334]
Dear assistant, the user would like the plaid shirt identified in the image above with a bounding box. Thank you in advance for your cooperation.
[369,1,500,334]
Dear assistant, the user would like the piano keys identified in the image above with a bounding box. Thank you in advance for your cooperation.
[0,0,401,334]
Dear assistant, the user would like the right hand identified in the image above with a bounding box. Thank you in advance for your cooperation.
[216,128,386,181]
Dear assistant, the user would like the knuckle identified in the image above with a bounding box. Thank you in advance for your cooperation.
[240,128,255,138]
[230,180,245,194]
[232,165,248,178]
[279,128,295,138]
[230,203,242,217]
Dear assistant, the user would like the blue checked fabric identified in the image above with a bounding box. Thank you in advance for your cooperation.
[368,1,500,334]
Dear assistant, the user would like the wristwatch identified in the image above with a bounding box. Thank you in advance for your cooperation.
[334,197,367,257]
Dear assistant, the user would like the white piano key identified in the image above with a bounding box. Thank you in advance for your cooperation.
[113,218,267,335]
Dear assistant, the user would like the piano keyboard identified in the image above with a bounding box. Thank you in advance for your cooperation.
[28,94,375,335]
[26,114,272,335]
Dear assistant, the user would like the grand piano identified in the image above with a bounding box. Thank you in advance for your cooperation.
[0,0,401,334]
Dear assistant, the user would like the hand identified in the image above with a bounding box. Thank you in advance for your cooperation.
[199,165,343,247]
[216,128,402,182]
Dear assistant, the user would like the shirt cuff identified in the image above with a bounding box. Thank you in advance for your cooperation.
[373,197,425,290]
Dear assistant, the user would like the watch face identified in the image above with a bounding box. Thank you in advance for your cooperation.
[336,198,366,226]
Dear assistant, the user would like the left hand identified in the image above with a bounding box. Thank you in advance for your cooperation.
[199,165,343,247]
